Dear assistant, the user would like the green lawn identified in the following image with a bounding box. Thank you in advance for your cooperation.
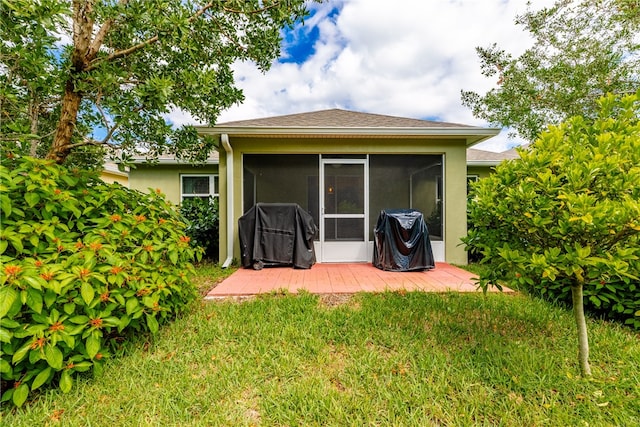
[2,267,639,426]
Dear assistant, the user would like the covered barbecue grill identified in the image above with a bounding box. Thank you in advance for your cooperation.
[373,209,435,272]
[239,203,317,269]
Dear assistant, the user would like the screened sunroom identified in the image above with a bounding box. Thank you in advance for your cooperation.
[242,153,443,262]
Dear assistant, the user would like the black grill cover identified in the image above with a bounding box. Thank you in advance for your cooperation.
[373,209,435,272]
[238,203,317,269]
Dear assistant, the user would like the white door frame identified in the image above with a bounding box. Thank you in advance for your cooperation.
[319,157,369,262]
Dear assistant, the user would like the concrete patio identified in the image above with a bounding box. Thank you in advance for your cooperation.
[205,262,513,299]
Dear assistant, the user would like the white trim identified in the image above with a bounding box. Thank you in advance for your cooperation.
[319,157,369,262]
[197,126,500,146]
[220,134,234,269]
[441,154,446,259]
[467,160,502,167]
[432,241,445,262]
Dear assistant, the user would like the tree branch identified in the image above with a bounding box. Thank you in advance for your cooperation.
[98,105,143,146]
[72,135,120,150]
[87,0,130,61]
[85,35,158,72]
[94,93,111,129]
[85,2,216,72]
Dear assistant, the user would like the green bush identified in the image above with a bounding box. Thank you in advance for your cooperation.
[179,197,219,261]
[527,274,640,329]
[464,92,640,330]
[0,155,202,407]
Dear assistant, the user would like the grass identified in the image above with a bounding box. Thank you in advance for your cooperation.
[190,260,236,295]
[2,267,639,426]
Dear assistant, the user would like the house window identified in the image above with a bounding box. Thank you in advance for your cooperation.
[181,174,218,201]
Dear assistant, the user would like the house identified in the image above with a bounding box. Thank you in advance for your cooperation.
[186,109,499,266]
[127,152,219,201]
[100,162,129,186]
[129,109,503,265]
[467,147,520,178]
[466,147,520,190]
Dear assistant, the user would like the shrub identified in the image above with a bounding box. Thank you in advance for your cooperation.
[0,155,202,407]
[179,197,219,261]
[463,92,640,375]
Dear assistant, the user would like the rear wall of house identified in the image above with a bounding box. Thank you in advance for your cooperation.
[466,166,494,180]
[219,135,470,264]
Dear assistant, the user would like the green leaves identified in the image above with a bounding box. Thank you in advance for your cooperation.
[59,370,72,393]
[12,383,29,407]
[465,91,640,323]
[86,334,100,360]
[1,155,200,407]
[44,344,63,370]
[2,0,313,164]
[180,197,219,260]
[0,287,18,317]
[81,282,95,305]
[31,366,52,391]
[465,92,640,376]
[25,192,40,208]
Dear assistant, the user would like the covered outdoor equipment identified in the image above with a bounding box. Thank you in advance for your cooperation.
[373,209,435,272]
[239,203,317,269]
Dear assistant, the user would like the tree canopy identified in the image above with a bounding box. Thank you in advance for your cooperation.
[464,91,640,375]
[461,0,640,142]
[1,0,314,166]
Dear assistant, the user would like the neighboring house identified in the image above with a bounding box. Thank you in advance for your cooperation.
[128,152,219,201]
[100,162,129,186]
[466,147,521,190]
[183,109,501,266]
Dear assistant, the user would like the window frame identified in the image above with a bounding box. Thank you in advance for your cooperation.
[180,174,218,201]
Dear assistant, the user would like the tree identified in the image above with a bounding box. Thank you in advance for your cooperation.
[461,0,640,142]
[463,92,640,376]
[1,0,314,165]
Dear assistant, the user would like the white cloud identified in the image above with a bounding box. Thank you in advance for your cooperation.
[174,0,557,152]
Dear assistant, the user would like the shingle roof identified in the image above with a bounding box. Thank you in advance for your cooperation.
[215,108,473,129]
[467,147,521,166]
[467,147,520,162]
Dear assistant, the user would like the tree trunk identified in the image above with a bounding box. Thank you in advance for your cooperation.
[571,285,592,377]
[46,79,82,164]
[46,0,94,164]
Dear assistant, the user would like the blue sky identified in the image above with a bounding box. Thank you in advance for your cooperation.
[167,0,556,152]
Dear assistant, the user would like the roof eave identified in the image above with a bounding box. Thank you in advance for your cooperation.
[129,158,219,165]
[467,160,502,167]
[196,126,500,146]
[101,170,129,177]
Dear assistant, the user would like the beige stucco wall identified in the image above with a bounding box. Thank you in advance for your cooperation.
[129,163,219,204]
[99,170,129,186]
[217,135,470,265]
[466,165,494,180]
